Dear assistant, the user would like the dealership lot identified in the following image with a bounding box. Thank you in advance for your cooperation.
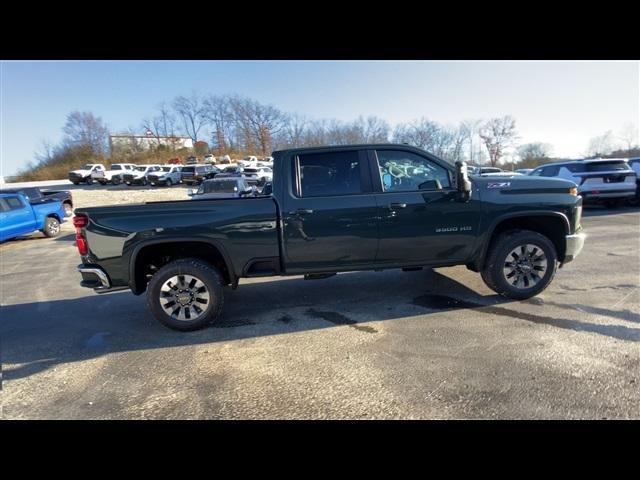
[1,199,639,419]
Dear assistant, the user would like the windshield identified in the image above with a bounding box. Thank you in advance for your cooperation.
[199,180,242,194]
[80,164,95,170]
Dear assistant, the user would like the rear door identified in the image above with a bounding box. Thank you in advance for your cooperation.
[371,148,481,265]
[0,195,37,240]
[281,149,379,273]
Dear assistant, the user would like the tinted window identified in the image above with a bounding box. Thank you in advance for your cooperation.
[0,198,9,212]
[540,165,560,177]
[182,166,195,173]
[162,167,171,172]
[376,150,450,192]
[297,151,362,197]
[585,161,630,172]
[202,180,241,193]
[112,165,122,170]
[6,196,25,210]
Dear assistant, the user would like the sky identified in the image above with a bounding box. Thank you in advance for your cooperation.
[1,60,638,176]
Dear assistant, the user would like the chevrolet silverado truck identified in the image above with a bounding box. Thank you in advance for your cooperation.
[1,192,66,241]
[1,186,74,216]
[75,144,585,331]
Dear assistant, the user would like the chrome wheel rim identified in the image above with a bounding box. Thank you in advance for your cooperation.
[503,244,547,289]
[160,274,210,321]
[48,220,60,235]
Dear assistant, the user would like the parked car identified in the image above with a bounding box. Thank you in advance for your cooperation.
[93,163,137,185]
[626,157,640,206]
[0,187,74,217]
[478,167,504,175]
[529,158,637,208]
[239,156,260,168]
[122,165,163,186]
[68,164,106,185]
[242,166,273,186]
[516,168,533,175]
[74,143,585,331]
[147,166,183,187]
[189,177,256,200]
[185,156,199,165]
[203,154,216,164]
[0,193,66,241]
[218,155,232,164]
[180,165,220,186]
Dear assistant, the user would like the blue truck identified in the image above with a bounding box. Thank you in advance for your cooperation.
[0,192,66,242]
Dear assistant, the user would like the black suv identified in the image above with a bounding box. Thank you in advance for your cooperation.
[180,165,219,186]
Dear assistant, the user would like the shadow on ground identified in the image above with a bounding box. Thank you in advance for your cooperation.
[2,269,639,382]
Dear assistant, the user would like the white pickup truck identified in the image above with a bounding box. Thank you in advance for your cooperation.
[92,163,137,185]
[68,164,106,185]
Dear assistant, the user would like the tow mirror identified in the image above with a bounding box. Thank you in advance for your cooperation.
[455,161,472,202]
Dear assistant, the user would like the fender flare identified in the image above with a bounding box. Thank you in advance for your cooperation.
[474,210,570,269]
[128,236,236,294]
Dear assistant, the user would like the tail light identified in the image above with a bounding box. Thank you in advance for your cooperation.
[73,214,89,256]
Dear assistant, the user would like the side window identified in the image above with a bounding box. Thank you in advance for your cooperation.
[297,151,362,197]
[530,168,543,176]
[540,166,560,177]
[6,196,25,210]
[376,150,450,192]
[112,165,122,170]
[0,198,9,212]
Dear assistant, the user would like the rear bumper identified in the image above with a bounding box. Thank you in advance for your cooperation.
[562,232,586,265]
[579,188,636,201]
[77,264,127,294]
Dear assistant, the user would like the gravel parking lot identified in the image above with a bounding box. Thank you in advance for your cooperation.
[1,182,639,419]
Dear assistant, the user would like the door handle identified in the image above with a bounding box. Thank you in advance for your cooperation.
[289,208,314,215]
[388,203,407,209]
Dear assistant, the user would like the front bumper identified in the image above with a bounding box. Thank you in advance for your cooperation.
[562,232,586,265]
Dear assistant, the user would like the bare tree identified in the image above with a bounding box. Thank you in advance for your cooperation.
[586,130,615,157]
[357,116,390,143]
[618,122,639,153]
[479,116,519,166]
[203,95,236,154]
[460,118,484,164]
[172,93,208,143]
[34,139,56,166]
[230,96,287,155]
[62,111,109,156]
[517,142,553,162]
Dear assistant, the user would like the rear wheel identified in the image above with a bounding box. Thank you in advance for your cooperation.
[42,217,60,238]
[147,258,225,331]
[111,177,121,185]
[481,230,558,300]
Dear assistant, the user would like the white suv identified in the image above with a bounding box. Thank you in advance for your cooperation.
[530,158,637,207]
[147,165,183,187]
[122,164,163,186]
[93,163,137,185]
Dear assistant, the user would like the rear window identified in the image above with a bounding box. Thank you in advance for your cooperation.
[5,196,25,209]
[202,180,242,193]
[567,161,630,173]
[296,151,362,197]
[182,166,195,173]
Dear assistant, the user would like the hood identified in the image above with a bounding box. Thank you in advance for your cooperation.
[471,174,577,194]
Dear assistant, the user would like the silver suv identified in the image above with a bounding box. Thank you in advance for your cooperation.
[529,158,637,208]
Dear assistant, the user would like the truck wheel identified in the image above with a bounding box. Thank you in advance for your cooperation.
[42,217,61,238]
[481,230,557,300]
[111,177,121,185]
[63,203,73,217]
[147,258,225,331]
[85,177,94,185]
[166,179,173,187]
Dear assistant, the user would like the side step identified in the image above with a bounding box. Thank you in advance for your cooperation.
[304,273,337,280]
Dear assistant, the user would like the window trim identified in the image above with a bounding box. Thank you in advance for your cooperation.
[292,149,371,198]
[369,149,455,194]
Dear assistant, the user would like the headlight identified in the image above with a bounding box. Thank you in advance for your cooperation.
[569,186,578,196]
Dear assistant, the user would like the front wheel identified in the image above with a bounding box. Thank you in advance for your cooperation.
[166,178,173,187]
[147,258,225,331]
[111,177,121,185]
[42,217,61,238]
[481,230,558,300]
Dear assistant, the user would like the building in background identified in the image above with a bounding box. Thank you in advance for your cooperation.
[109,132,194,155]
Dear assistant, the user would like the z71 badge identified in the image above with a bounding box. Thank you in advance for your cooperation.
[487,182,511,188]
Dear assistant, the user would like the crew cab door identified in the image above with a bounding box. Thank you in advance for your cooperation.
[281,149,379,273]
[0,195,37,241]
[370,148,481,266]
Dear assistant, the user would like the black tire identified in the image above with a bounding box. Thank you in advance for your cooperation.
[42,217,61,238]
[166,178,173,187]
[604,199,621,209]
[85,176,93,185]
[147,258,225,331]
[72,181,79,186]
[63,203,73,217]
[111,177,121,185]
[481,229,558,300]
[140,177,147,186]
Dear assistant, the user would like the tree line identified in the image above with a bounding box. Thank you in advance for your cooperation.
[20,92,639,181]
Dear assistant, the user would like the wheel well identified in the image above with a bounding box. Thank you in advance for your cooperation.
[63,200,72,206]
[132,241,231,294]
[47,213,61,222]
[483,216,568,267]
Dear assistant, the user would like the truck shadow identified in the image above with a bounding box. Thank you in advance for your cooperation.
[2,269,639,382]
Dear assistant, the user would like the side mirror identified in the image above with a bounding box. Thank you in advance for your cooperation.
[455,161,472,202]
[188,189,196,196]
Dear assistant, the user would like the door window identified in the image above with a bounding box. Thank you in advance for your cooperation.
[5,196,25,210]
[296,151,362,197]
[375,150,450,192]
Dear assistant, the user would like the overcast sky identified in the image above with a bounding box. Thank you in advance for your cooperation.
[1,60,638,176]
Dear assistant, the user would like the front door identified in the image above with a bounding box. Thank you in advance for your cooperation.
[371,149,481,266]
[282,149,379,273]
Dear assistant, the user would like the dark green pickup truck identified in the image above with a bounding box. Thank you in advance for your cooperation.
[75,144,585,331]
